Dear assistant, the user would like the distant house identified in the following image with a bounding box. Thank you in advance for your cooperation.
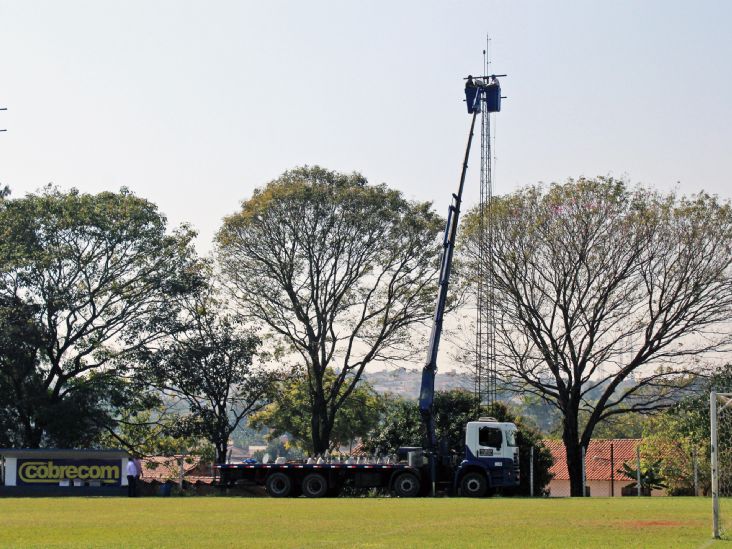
[543,439,666,497]
[140,456,215,487]
[227,445,250,462]
[248,445,267,456]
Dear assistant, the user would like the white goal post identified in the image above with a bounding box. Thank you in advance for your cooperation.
[711,391,732,539]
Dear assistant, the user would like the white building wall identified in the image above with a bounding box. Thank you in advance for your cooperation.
[586,480,633,497]
[548,479,655,497]
[548,479,570,497]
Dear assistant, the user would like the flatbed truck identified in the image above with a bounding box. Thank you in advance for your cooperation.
[217,418,519,497]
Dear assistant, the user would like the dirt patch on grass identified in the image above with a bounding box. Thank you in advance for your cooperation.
[624,520,692,528]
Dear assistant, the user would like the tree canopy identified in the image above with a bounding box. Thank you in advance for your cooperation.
[640,365,732,495]
[0,186,199,447]
[136,279,280,463]
[249,369,383,454]
[217,166,442,453]
[462,176,732,495]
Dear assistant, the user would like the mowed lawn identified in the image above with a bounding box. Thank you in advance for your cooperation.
[0,496,723,548]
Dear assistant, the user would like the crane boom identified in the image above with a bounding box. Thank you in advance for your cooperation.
[419,109,479,494]
[418,74,503,495]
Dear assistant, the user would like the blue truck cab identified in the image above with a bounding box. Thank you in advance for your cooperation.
[456,417,520,496]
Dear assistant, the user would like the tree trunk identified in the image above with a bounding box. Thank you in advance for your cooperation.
[21,410,43,448]
[310,407,334,455]
[14,379,43,447]
[24,427,43,448]
[310,404,325,455]
[562,420,585,497]
[216,442,228,464]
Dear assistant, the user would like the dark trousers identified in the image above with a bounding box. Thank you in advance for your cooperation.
[127,475,137,497]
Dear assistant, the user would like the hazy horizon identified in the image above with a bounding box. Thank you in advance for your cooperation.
[2,0,730,252]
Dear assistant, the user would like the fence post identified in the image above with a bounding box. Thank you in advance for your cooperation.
[636,446,642,497]
[610,443,615,497]
[530,446,534,497]
[711,391,720,539]
[581,446,586,497]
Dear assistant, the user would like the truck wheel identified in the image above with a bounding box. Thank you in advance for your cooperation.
[393,472,421,497]
[460,472,487,498]
[301,473,328,498]
[266,472,292,498]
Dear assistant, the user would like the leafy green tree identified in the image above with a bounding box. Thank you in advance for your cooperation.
[360,394,421,455]
[0,295,47,447]
[462,177,732,495]
[362,390,480,455]
[250,369,383,454]
[641,404,708,495]
[640,365,732,495]
[217,166,442,453]
[137,280,281,463]
[484,401,555,497]
[0,186,199,447]
[618,460,668,495]
[98,406,214,463]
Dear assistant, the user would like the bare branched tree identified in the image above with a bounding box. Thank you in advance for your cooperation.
[462,177,732,495]
[216,166,442,453]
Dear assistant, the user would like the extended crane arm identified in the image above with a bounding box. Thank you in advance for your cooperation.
[419,109,479,456]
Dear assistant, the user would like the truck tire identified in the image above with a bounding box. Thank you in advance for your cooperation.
[301,473,328,498]
[460,472,487,498]
[393,472,421,497]
[266,472,292,498]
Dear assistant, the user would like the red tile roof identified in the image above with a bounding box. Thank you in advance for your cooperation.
[543,439,640,481]
[140,456,215,485]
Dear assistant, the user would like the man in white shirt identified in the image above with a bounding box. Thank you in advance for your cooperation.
[126,458,138,497]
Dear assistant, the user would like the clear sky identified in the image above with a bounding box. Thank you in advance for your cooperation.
[2,0,730,252]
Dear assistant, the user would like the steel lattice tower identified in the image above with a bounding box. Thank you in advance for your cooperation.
[474,49,498,408]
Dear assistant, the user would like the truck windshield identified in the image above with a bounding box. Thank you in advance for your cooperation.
[479,427,502,448]
[506,430,518,447]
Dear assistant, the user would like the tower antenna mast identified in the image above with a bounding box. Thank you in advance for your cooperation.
[475,36,498,409]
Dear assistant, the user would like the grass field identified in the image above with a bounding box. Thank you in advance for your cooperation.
[0,496,725,548]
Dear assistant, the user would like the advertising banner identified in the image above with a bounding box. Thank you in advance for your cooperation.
[16,458,123,486]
